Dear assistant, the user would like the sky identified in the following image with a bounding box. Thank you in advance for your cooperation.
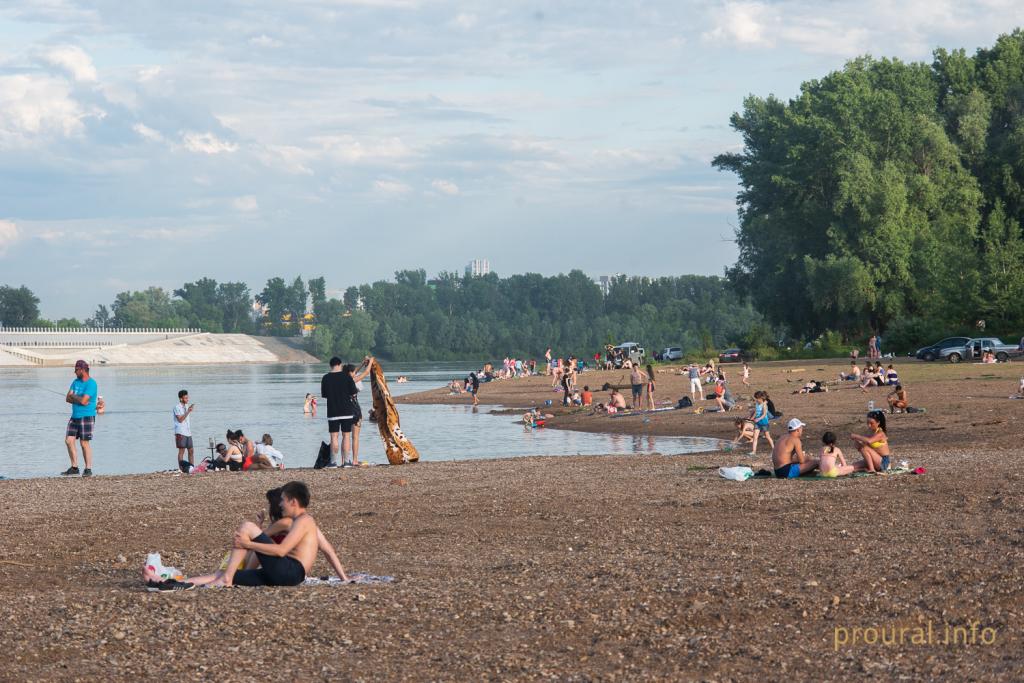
[0,1,1022,318]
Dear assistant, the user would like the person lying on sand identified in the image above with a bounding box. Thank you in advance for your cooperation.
[772,418,817,478]
[817,432,854,478]
[851,411,891,474]
[144,481,348,591]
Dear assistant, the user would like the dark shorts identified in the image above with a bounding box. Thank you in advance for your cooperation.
[352,401,362,425]
[774,463,801,479]
[631,384,643,398]
[328,418,354,434]
[66,416,95,441]
[232,533,306,587]
[175,434,194,449]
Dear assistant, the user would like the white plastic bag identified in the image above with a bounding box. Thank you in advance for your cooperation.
[718,466,754,481]
[145,552,184,581]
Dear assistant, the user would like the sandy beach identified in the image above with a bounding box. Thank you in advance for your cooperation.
[2,358,1022,680]
[398,358,1024,451]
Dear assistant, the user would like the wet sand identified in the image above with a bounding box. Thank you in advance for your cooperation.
[3,358,1023,680]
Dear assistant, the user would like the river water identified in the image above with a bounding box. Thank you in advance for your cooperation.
[0,363,724,479]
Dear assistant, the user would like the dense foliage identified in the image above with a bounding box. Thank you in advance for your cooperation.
[310,270,762,361]
[9,271,761,361]
[714,31,1024,349]
[0,285,40,326]
[82,280,256,332]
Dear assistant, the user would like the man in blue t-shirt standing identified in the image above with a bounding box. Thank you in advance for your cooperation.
[64,359,99,477]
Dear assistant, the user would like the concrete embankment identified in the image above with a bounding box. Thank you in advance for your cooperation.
[0,333,318,367]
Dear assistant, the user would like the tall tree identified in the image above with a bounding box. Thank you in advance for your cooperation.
[0,285,40,326]
[308,276,327,320]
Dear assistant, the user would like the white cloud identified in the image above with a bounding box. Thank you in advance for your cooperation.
[249,34,283,48]
[232,195,260,211]
[373,179,411,196]
[137,66,162,82]
[40,45,98,83]
[0,75,89,147]
[451,13,478,30]
[256,144,316,175]
[132,123,164,142]
[431,179,460,195]
[316,134,413,164]
[703,2,772,46]
[0,219,20,255]
[181,131,238,154]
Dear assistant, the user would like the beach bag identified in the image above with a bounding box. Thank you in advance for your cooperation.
[677,396,693,408]
[314,441,332,469]
[719,466,754,481]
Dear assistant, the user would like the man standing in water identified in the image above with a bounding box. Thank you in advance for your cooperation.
[321,356,357,467]
[173,389,196,467]
[63,360,99,477]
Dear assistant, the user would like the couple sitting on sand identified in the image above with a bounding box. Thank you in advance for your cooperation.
[740,412,893,478]
[143,481,348,591]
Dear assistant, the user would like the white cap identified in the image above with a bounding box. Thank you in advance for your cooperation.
[787,418,806,431]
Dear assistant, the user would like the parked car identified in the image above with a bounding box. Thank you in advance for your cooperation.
[609,342,645,367]
[914,337,971,362]
[657,347,683,361]
[718,348,745,363]
[943,337,1021,363]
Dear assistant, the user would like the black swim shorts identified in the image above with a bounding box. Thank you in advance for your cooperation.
[328,418,355,433]
[232,533,306,587]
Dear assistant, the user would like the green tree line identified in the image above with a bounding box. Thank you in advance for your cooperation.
[3,272,764,361]
[714,30,1024,351]
[310,270,762,361]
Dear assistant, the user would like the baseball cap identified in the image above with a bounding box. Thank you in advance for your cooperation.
[74,360,89,371]
[787,418,806,431]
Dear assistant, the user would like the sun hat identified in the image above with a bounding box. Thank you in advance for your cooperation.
[787,418,806,431]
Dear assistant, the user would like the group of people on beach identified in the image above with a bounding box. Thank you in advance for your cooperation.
[755,411,895,478]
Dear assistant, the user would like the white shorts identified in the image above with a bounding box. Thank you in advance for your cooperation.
[690,378,702,394]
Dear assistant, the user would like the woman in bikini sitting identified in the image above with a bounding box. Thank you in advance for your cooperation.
[157,487,294,587]
[817,431,854,477]
[851,410,891,474]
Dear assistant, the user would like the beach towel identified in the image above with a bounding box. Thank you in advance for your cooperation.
[792,467,913,481]
[303,573,395,586]
[370,362,420,465]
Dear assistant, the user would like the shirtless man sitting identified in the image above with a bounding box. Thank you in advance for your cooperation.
[771,418,818,478]
[145,481,348,590]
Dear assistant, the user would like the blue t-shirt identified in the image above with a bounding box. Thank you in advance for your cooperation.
[70,378,98,418]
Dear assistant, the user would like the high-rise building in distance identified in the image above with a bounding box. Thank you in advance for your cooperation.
[466,258,491,277]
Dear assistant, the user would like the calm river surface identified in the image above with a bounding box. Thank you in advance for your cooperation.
[0,363,724,479]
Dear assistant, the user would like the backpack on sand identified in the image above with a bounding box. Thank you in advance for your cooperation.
[314,441,332,469]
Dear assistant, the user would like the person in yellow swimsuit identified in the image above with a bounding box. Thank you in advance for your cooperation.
[851,411,891,474]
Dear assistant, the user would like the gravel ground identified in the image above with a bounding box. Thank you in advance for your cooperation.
[2,450,1022,681]
[3,358,1023,681]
